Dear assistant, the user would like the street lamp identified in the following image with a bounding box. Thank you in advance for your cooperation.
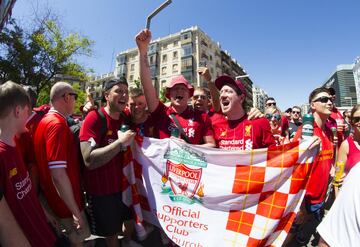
[235,74,249,80]
[344,97,353,107]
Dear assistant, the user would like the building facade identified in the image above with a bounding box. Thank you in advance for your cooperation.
[322,64,356,107]
[353,57,360,104]
[114,26,253,105]
[252,85,268,112]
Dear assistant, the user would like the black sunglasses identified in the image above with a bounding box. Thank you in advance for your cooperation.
[292,111,300,114]
[312,96,332,103]
[193,95,207,100]
[266,102,276,107]
[265,113,281,121]
[352,116,360,124]
[63,92,78,100]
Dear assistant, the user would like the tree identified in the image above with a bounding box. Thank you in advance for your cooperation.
[0,17,93,106]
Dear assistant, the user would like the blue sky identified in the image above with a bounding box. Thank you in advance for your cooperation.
[12,0,360,109]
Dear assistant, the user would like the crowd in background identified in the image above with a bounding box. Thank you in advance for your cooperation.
[0,28,359,247]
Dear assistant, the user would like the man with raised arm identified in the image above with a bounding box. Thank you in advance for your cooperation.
[136,29,215,146]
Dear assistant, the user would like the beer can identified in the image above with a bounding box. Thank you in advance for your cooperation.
[333,161,345,186]
[120,124,130,132]
[171,127,179,138]
[302,114,314,140]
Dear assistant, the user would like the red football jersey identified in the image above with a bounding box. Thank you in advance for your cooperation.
[210,113,276,150]
[34,110,83,218]
[151,102,213,144]
[293,123,334,204]
[79,107,128,195]
[0,141,56,247]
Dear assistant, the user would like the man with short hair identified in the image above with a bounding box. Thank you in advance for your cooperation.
[0,81,57,247]
[80,77,136,247]
[192,87,211,112]
[34,81,90,246]
[288,106,302,141]
[136,29,215,146]
[290,87,334,245]
[211,76,276,150]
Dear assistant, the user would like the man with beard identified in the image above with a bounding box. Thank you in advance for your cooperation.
[136,29,215,146]
[210,76,276,150]
[80,78,136,247]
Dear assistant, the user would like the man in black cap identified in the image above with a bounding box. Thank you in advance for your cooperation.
[79,77,135,247]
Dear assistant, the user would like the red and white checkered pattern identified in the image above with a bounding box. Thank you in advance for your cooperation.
[127,138,317,247]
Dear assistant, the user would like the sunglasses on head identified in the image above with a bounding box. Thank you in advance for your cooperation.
[352,116,360,124]
[312,96,332,103]
[266,102,276,107]
[265,113,281,121]
[193,95,207,100]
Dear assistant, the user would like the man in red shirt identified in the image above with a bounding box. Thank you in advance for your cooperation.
[0,81,57,247]
[80,78,136,247]
[289,87,334,245]
[34,81,90,246]
[211,75,276,150]
[136,29,215,146]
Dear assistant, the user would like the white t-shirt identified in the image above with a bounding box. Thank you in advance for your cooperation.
[317,162,360,247]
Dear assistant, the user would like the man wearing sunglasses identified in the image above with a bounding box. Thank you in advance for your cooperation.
[289,87,334,245]
[288,106,302,141]
[34,82,91,245]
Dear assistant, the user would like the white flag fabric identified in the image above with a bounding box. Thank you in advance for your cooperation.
[130,137,317,247]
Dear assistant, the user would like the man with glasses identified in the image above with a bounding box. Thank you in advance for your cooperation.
[80,78,136,247]
[289,87,334,245]
[192,87,211,112]
[288,106,302,141]
[34,81,90,246]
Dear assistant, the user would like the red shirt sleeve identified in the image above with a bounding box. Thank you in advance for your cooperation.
[45,123,68,169]
[79,110,103,144]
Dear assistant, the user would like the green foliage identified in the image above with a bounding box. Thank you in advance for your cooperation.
[0,17,93,104]
[73,83,86,113]
[133,79,141,89]
[159,87,168,103]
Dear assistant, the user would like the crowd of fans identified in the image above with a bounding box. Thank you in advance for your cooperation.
[0,28,359,247]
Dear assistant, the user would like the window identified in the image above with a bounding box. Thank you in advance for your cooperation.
[172,64,178,73]
[129,75,134,81]
[161,80,167,88]
[181,57,192,71]
[173,40,178,46]
[162,66,167,75]
[149,55,155,65]
[182,44,192,57]
[163,44,168,50]
[173,51,178,59]
[130,64,135,71]
[162,54,167,63]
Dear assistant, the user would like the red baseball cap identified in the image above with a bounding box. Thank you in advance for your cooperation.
[215,75,246,97]
[165,75,194,99]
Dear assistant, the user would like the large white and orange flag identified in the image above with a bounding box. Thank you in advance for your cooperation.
[123,137,317,247]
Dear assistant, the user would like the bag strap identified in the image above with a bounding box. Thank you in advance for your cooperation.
[97,109,107,139]
[170,113,191,143]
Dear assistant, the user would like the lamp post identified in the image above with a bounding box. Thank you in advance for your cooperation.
[344,96,353,107]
